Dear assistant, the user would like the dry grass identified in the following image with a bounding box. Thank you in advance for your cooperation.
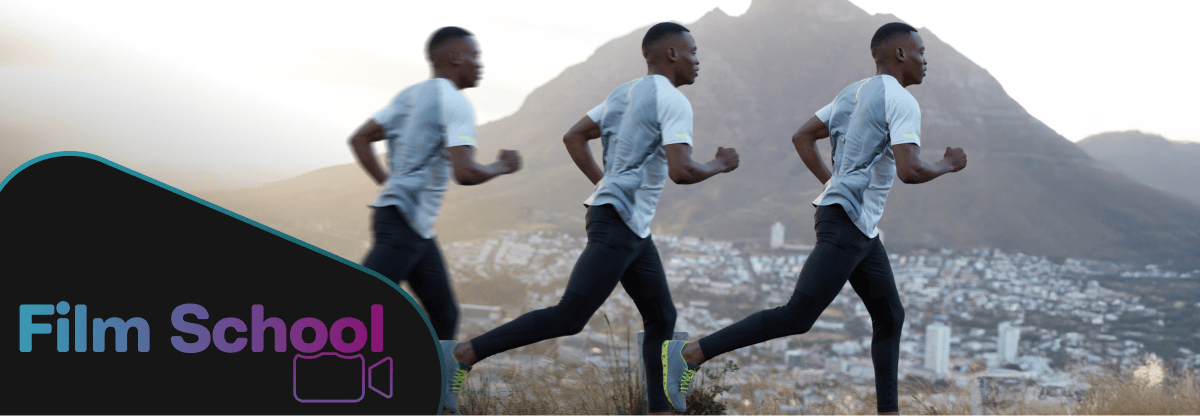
[458,356,648,414]
[1076,368,1200,415]
[716,371,876,415]
[456,335,1200,415]
[459,318,646,415]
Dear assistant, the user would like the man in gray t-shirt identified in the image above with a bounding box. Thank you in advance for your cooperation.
[441,22,739,415]
[663,22,967,414]
[348,27,521,343]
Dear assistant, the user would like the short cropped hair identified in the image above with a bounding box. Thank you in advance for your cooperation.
[427,26,473,55]
[641,22,690,52]
[870,22,918,51]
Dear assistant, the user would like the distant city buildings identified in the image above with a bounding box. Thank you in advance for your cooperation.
[770,222,784,248]
[998,321,1021,364]
[925,322,951,376]
[825,357,847,374]
[766,221,813,251]
[785,349,804,368]
[461,304,504,322]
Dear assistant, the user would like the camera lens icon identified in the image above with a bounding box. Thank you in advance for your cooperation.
[293,352,393,403]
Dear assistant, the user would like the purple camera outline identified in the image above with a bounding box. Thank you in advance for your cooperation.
[293,352,365,403]
[292,352,394,403]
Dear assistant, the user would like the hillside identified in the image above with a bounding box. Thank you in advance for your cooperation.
[1077,131,1200,207]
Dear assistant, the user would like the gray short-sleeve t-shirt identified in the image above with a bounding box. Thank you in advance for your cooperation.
[369,78,477,239]
[812,74,920,238]
[583,74,694,238]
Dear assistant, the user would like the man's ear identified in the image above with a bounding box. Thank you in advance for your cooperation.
[665,46,678,63]
[895,46,907,63]
[448,50,462,66]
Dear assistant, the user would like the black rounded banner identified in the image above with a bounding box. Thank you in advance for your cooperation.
[0,152,444,414]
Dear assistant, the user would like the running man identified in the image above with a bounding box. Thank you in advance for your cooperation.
[349,26,521,343]
[663,22,967,414]
[440,22,739,414]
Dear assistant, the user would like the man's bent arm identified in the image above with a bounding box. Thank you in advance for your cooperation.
[448,145,521,186]
[349,119,389,185]
[893,143,966,184]
[664,143,739,185]
[562,116,604,185]
[792,116,832,185]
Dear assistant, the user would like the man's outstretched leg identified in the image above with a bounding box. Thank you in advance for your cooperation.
[443,205,644,412]
[664,205,873,412]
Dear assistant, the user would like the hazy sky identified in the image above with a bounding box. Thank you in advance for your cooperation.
[2,0,1197,182]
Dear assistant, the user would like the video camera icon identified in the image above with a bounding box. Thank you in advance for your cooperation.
[293,352,393,403]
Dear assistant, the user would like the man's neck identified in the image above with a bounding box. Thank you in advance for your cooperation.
[875,67,908,87]
[647,66,679,87]
[431,70,462,90]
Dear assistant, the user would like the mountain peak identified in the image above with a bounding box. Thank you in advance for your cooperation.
[1079,130,1172,147]
[701,6,728,18]
[745,0,869,22]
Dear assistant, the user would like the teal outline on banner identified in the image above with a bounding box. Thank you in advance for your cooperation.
[0,151,448,414]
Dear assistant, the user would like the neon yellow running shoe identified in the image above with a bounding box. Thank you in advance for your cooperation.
[662,340,699,412]
[440,340,471,414]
